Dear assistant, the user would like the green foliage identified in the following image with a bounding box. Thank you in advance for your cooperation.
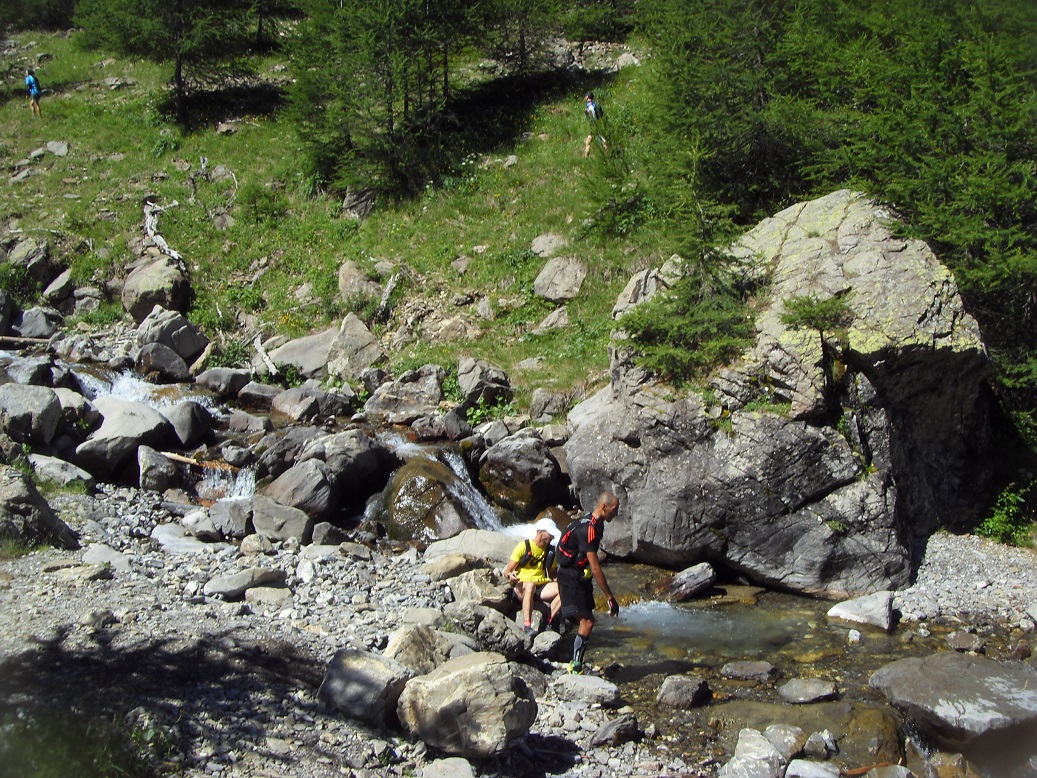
[0,709,156,777]
[270,362,304,389]
[621,261,755,384]
[780,293,853,336]
[71,301,126,328]
[239,181,289,225]
[0,537,37,560]
[441,369,463,404]
[209,338,253,369]
[977,482,1035,546]
[637,0,1037,415]
[75,0,258,123]
[466,395,517,426]
[0,263,42,310]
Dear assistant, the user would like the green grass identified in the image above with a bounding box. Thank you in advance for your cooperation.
[1,31,674,407]
[0,709,160,778]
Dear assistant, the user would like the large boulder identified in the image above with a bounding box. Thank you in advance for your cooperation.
[396,652,537,758]
[457,358,513,408]
[0,384,61,445]
[251,494,314,543]
[382,458,482,543]
[297,428,399,503]
[121,256,190,323]
[267,326,339,380]
[533,256,587,302]
[0,465,78,549]
[261,459,336,521]
[363,364,444,424]
[74,397,173,478]
[479,430,567,520]
[136,306,210,363]
[564,190,993,596]
[318,647,413,728]
[870,651,1037,768]
[326,313,386,382]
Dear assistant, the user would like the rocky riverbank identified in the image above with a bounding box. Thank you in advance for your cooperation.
[2,482,1036,778]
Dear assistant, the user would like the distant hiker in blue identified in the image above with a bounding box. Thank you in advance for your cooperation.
[583,92,604,157]
[25,69,42,118]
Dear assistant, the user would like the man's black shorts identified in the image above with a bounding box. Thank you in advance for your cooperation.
[557,566,594,619]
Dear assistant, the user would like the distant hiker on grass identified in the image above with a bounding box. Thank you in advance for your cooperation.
[25,69,42,118]
[555,491,621,673]
[583,91,605,157]
[504,518,562,637]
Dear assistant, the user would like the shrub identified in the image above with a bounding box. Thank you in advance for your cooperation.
[977,482,1035,546]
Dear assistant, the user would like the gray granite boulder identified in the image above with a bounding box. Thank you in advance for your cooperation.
[0,384,61,445]
[74,397,174,477]
[397,652,537,758]
[364,364,444,424]
[121,256,190,323]
[261,459,336,521]
[479,430,566,520]
[826,591,895,632]
[326,313,386,382]
[266,326,339,380]
[251,494,314,543]
[870,651,1037,758]
[565,190,993,597]
[533,256,586,302]
[0,465,78,549]
[136,342,190,383]
[318,647,413,728]
[136,305,209,363]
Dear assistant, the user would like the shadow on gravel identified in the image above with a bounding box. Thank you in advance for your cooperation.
[0,624,332,772]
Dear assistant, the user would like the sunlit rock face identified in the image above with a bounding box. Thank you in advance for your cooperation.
[566,190,994,597]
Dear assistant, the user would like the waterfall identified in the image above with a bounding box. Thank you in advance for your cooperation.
[381,433,508,532]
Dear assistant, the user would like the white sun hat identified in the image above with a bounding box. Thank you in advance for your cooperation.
[531,517,562,543]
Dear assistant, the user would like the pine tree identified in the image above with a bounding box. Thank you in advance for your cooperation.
[75,0,255,124]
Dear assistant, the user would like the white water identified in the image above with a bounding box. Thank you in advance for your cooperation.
[382,433,509,532]
[195,465,257,501]
[72,367,218,410]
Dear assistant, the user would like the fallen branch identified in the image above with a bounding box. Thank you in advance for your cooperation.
[158,451,239,472]
[253,335,278,375]
[0,335,51,349]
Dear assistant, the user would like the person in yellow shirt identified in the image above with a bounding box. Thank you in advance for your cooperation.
[503,518,561,637]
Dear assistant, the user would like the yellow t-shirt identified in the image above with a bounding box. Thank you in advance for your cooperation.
[510,540,552,586]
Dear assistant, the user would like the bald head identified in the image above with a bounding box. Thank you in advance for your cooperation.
[593,491,619,521]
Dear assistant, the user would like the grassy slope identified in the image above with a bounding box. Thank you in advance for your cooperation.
[1,32,672,411]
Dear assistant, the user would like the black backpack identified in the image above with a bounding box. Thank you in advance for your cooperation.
[556,516,591,568]
[517,539,554,573]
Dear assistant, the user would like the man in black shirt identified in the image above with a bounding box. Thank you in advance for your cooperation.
[555,491,620,673]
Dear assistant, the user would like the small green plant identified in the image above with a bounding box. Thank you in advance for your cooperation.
[239,181,289,225]
[779,293,854,341]
[151,135,180,157]
[71,301,125,328]
[0,264,42,310]
[441,369,463,404]
[977,482,1035,546]
[210,338,253,369]
[271,362,304,388]
[825,519,848,534]
[742,399,792,416]
[710,414,734,436]
[0,538,37,560]
[466,395,516,426]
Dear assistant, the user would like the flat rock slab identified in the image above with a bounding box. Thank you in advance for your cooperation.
[778,678,838,704]
[869,651,1037,750]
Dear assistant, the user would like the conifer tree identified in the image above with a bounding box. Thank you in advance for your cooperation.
[75,0,255,123]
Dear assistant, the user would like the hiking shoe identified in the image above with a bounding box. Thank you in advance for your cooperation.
[524,625,536,638]
[567,661,583,675]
